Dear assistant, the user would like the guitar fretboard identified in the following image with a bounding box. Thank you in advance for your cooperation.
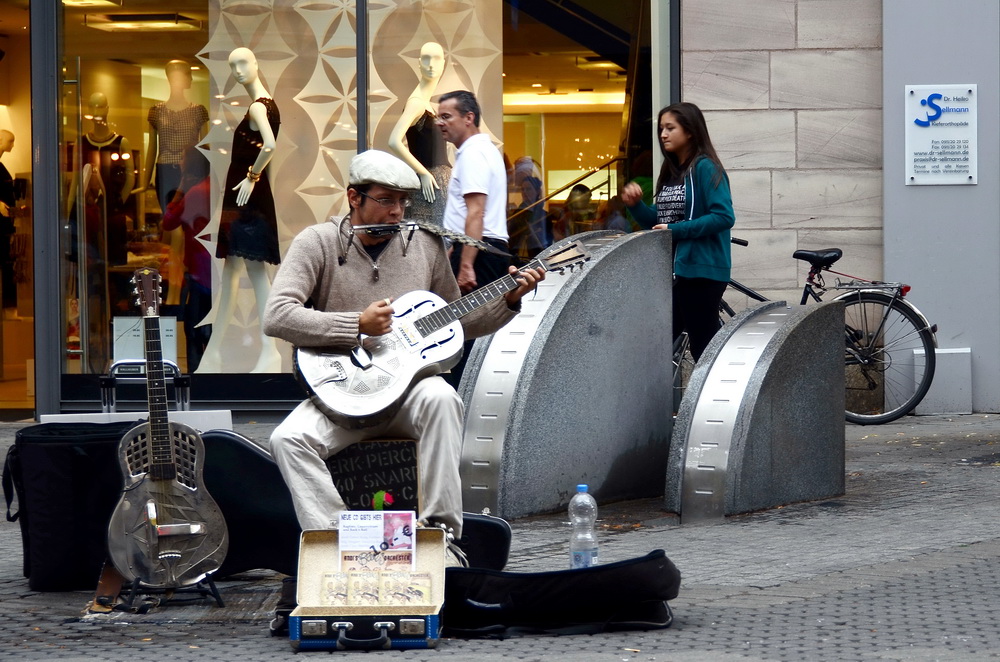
[414,258,543,336]
[144,315,176,481]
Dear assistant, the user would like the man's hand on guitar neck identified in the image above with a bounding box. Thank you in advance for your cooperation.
[504,265,546,307]
[359,298,394,336]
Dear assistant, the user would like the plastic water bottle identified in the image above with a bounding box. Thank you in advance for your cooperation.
[569,484,599,568]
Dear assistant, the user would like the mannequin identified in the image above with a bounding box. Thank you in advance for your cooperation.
[67,93,133,267]
[387,42,450,224]
[134,60,208,211]
[196,47,282,374]
[132,59,209,306]
[0,130,16,317]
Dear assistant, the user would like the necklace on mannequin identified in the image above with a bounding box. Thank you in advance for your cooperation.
[86,131,120,147]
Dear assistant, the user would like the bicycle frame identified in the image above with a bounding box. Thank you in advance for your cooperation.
[716,241,938,424]
[801,265,937,343]
[726,263,937,374]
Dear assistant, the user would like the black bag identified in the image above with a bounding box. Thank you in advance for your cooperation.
[442,550,680,637]
[200,428,301,578]
[3,421,139,591]
[454,512,512,571]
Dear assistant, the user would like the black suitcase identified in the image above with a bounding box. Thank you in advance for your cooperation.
[3,421,140,591]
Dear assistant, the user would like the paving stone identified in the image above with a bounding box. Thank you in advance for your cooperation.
[3,414,1000,660]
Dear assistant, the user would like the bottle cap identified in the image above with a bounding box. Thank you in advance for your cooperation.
[577,484,587,492]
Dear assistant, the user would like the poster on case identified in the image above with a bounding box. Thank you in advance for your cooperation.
[904,84,977,186]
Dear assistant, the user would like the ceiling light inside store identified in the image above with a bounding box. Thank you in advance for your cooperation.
[504,90,626,112]
[575,56,623,72]
[84,13,202,31]
[63,0,123,7]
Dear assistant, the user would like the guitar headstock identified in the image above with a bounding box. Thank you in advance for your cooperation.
[538,240,591,274]
[131,268,162,317]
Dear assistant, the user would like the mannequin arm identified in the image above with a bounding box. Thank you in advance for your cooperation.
[120,137,135,204]
[387,96,438,203]
[64,171,78,219]
[232,100,276,206]
[132,124,157,194]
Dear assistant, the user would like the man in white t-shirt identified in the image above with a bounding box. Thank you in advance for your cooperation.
[436,89,512,386]
[436,90,511,292]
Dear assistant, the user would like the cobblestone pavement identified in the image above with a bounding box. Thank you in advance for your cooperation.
[2,414,1000,661]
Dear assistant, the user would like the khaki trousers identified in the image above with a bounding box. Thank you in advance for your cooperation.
[269,376,465,537]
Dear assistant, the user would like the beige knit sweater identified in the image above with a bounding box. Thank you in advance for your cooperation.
[263,216,518,351]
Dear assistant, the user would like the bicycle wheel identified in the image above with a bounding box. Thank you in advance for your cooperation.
[838,291,936,425]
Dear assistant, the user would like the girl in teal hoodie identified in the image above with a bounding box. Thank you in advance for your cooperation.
[622,102,735,361]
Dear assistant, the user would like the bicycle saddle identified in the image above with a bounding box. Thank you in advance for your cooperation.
[792,248,842,269]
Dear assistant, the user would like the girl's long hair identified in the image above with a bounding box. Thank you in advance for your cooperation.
[655,102,726,191]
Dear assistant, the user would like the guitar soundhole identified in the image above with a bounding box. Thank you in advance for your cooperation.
[353,383,371,394]
[388,357,401,370]
[124,432,151,475]
[172,430,200,490]
[377,376,391,388]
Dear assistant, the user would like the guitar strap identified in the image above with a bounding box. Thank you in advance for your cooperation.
[407,219,513,258]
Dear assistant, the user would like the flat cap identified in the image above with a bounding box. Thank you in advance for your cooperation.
[348,150,420,190]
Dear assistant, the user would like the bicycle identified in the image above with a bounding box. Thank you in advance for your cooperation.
[673,240,938,425]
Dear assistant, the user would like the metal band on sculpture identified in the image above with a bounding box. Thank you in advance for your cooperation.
[678,302,788,523]
[458,231,675,518]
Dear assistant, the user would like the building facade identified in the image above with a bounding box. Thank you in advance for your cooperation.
[7,0,999,415]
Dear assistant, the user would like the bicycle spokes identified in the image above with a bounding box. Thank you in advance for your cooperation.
[842,293,936,424]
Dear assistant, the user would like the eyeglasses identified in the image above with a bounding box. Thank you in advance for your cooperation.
[358,191,412,209]
[434,111,469,125]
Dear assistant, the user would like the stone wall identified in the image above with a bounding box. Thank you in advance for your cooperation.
[681,0,883,306]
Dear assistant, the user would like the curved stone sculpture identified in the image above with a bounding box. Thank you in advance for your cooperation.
[666,300,845,523]
[458,230,675,519]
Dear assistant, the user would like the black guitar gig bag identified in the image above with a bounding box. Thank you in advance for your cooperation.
[442,549,680,637]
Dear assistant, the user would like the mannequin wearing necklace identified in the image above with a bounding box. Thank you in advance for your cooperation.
[387,42,451,225]
[66,92,134,268]
[196,47,282,374]
[132,59,208,307]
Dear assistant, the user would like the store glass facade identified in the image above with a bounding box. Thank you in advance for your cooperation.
[34,0,654,413]
[0,3,32,416]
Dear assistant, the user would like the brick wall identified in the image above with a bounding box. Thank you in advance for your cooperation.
[681,0,883,305]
